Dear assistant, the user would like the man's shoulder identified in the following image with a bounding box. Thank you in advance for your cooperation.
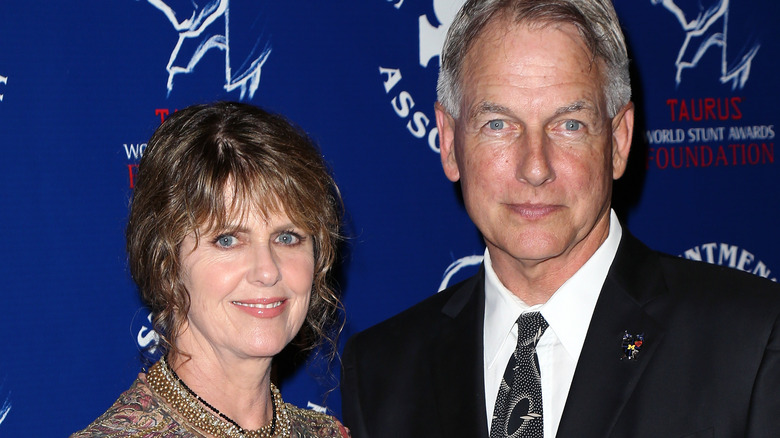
[347,270,482,348]
[616,231,780,304]
[656,250,780,303]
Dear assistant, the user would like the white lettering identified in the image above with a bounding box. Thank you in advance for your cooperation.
[379,67,402,93]
[681,242,777,282]
[124,143,147,160]
[736,249,754,271]
[391,91,414,118]
[407,111,430,138]
[752,261,772,279]
[701,242,717,263]
[137,313,160,354]
[377,67,439,154]
[718,243,738,267]
[683,246,701,261]
[728,125,775,141]
[646,128,685,144]
[687,127,725,143]
[428,127,440,153]
[306,402,327,413]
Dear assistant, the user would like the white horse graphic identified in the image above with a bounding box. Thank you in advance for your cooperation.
[145,0,271,99]
[651,0,759,89]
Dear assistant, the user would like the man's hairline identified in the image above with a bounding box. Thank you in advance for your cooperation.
[442,15,619,120]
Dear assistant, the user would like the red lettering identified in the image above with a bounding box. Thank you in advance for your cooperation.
[155,108,169,124]
[731,97,743,120]
[762,143,774,163]
[700,145,713,167]
[666,99,678,121]
[678,100,689,121]
[715,146,728,166]
[684,146,698,167]
[657,147,669,169]
[128,164,139,189]
[704,98,716,120]
[717,98,730,120]
[691,99,703,121]
[645,144,770,169]
[671,147,684,168]
[748,143,760,165]
[668,97,744,122]
[729,143,745,164]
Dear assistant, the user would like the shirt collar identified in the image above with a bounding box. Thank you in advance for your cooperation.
[483,210,623,366]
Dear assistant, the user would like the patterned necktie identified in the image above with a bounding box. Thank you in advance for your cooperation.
[490,311,549,438]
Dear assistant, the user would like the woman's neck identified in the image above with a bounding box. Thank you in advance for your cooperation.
[168,352,275,431]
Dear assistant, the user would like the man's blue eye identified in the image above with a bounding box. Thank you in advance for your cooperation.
[564,120,581,131]
[488,120,505,130]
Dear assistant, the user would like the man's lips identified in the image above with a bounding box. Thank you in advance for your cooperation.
[506,203,561,220]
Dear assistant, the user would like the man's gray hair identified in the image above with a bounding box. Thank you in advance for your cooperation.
[437,0,631,119]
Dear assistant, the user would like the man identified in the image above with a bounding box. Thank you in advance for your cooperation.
[341,1,780,437]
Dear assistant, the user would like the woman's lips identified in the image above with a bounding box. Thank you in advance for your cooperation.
[232,298,287,317]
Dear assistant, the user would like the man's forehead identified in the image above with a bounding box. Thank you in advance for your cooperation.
[458,20,605,117]
[460,19,597,83]
[467,14,592,58]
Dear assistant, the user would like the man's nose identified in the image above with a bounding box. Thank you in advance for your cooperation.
[514,133,555,187]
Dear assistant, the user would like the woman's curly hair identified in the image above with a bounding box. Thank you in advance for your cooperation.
[126,102,343,362]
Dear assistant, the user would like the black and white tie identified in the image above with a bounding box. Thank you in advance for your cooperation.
[490,311,549,438]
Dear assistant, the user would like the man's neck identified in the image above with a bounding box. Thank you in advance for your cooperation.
[489,214,614,305]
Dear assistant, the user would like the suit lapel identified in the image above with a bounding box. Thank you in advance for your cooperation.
[556,233,668,438]
[431,268,490,438]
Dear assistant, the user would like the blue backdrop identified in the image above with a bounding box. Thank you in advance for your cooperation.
[0,0,777,435]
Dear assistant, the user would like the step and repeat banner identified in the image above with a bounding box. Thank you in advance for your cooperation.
[0,0,777,435]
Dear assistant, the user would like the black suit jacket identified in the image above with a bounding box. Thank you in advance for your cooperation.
[341,233,780,438]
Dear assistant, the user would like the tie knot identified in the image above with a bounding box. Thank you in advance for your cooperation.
[516,311,548,347]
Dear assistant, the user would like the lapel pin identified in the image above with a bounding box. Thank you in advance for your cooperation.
[621,331,644,360]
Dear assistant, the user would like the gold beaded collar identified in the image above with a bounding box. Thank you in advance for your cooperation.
[146,358,291,438]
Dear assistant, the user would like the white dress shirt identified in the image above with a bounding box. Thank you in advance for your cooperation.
[483,210,622,438]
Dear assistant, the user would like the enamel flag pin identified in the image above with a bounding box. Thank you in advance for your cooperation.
[621,331,644,360]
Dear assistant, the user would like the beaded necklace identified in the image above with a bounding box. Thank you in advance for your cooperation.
[146,358,291,438]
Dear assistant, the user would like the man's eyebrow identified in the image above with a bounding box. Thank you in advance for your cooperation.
[467,101,513,120]
[553,100,595,117]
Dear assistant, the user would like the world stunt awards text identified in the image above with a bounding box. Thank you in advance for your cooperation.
[645,97,774,170]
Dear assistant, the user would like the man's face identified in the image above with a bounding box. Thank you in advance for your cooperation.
[436,20,633,282]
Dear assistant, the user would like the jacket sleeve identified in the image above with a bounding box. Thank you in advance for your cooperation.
[745,311,780,436]
[341,336,370,438]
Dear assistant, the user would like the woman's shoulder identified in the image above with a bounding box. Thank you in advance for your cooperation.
[285,403,350,438]
[69,375,195,438]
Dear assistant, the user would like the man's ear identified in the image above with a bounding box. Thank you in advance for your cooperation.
[435,102,461,182]
[611,101,634,180]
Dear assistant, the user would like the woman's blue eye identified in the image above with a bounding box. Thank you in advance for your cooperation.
[488,120,505,130]
[276,232,300,245]
[215,235,237,248]
[564,120,582,131]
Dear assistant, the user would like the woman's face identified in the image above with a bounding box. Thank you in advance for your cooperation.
[176,208,314,362]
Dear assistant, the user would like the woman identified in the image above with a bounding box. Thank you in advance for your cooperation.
[72,102,348,437]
